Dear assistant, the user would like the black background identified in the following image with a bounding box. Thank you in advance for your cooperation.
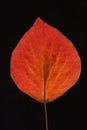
[1,1,87,130]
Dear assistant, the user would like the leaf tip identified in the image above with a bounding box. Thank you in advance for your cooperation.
[34,17,45,26]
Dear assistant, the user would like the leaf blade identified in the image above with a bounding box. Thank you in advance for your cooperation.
[10,18,81,103]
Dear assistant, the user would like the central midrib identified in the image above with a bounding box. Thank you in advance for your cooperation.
[43,54,50,102]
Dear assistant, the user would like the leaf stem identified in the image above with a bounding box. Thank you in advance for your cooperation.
[44,102,48,130]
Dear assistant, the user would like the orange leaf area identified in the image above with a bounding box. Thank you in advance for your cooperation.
[10,18,81,103]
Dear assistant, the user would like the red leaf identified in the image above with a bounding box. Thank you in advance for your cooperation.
[10,18,81,103]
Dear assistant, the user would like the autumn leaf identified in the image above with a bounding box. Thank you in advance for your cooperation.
[10,17,81,103]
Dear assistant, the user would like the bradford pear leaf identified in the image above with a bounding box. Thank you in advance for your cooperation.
[10,18,81,103]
